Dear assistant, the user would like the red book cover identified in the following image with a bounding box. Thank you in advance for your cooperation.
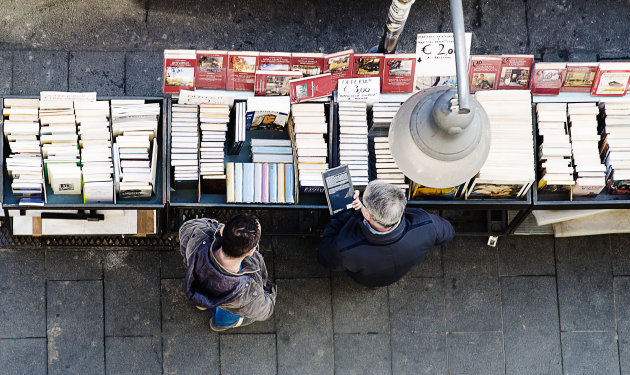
[530,62,567,95]
[163,49,196,94]
[254,70,303,96]
[591,62,630,96]
[381,54,416,93]
[194,50,228,90]
[226,51,260,91]
[496,54,534,90]
[561,63,598,92]
[258,52,292,71]
[352,53,384,78]
[289,73,333,103]
[291,53,324,77]
[324,49,354,91]
[468,55,502,93]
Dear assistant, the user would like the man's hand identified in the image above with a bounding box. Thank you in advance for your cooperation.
[351,190,362,211]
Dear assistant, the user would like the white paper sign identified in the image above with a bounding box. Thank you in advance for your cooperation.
[337,77,381,104]
[415,33,472,77]
[178,90,235,108]
[40,91,97,102]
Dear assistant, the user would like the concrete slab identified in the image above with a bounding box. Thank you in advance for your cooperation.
[69,51,125,95]
[391,332,446,375]
[334,333,391,375]
[220,334,277,375]
[0,251,46,338]
[104,251,161,336]
[105,336,162,375]
[332,273,389,334]
[555,236,615,331]
[444,237,501,332]
[498,235,555,276]
[273,236,329,278]
[611,234,630,276]
[47,280,104,375]
[501,276,562,375]
[46,250,103,280]
[406,245,443,278]
[389,277,444,333]
[276,278,333,375]
[125,51,163,97]
[160,250,186,279]
[466,0,528,54]
[447,332,504,375]
[12,51,68,95]
[259,235,275,281]
[614,277,630,374]
[0,51,12,95]
[561,332,620,375]
[0,338,47,375]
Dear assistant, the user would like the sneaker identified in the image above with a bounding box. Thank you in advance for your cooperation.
[196,306,208,311]
[209,316,255,332]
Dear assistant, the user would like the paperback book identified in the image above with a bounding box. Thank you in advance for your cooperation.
[324,49,354,90]
[195,50,228,90]
[322,165,354,215]
[226,51,260,91]
[381,54,416,94]
[289,73,333,103]
[163,49,196,94]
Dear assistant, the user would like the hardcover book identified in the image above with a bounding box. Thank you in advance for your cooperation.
[322,165,354,215]
[291,53,325,77]
[195,50,228,90]
[591,62,630,96]
[289,73,333,103]
[468,55,502,93]
[226,51,260,91]
[163,49,196,94]
[381,54,416,94]
[352,53,384,78]
[324,49,354,90]
[529,62,567,95]
[561,63,598,92]
[258,52,292,71]
[254,70,303,96]
[496,54,534,90]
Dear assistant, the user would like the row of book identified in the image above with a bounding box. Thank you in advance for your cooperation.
[601,101,630,194]
[226,162,295,203]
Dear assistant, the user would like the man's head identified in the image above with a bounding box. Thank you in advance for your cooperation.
[221,214,261,258]
[361,180,407,229]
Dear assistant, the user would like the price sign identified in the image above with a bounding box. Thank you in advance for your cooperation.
[415,33,472,77]
[337,77,380,104]
[178,90,235,108]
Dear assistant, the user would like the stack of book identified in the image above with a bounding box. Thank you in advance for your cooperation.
[229,101,246,154]
[600,101,630,194]
[111,100,160,198]
[171,103,199,182]
[567,102,606,196]
[39,99,82,195]
[75,100,114,203]
[466,90,535,199]
[199,104,230,183]
[536,102,574,193]
[291,103,328,191]
[368,133,407,190]
[250,138,293,163]
[338,101,369,186]
[371,102,401,129]
[3,98,45,205]
[225,162,295,203]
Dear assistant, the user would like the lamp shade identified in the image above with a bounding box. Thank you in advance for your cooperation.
[388,86,491,188]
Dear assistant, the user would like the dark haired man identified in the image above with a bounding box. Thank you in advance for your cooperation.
[179,214,276,332]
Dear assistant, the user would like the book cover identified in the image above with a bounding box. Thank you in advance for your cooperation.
[163,49,196,94]
[285,163,295,203]
[226,51,260,91]
[269,163,278,203]
[277,163,285,203]
[410,183,460,200]
[381,54,416,94]
[242,163,255,202]
[468,55,502,93]
[234,162,243,202]
[496,54,534,90]
[261,163,269,203]
[591,62,630,96]
[258,52,292,71]
[195,50,228,90]
[254,163,263,202]
[291,53,325,77]
[352,53,384,78]
[321,165,354,215]
[324,49,354,90]
[561,63,598,92]
[530,62,567,95]
[289,73,333,103]
[254,70,303,96]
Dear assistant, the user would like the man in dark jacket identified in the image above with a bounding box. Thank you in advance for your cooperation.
[179,214,276,332]
[318,180,455,287]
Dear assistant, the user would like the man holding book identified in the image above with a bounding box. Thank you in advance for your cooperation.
[179,214,276,332]
[317,180,455,287]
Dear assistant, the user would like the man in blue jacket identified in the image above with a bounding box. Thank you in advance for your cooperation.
[179,214,276,332]
[318,180,455,287]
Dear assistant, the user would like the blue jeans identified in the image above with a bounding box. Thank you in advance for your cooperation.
[212,307,241,327]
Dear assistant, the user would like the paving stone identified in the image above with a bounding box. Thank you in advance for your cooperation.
[125,51,163,97]
[0,51,12,95]
[276,278,333,375]
[104,251,161,336]
[561,332,620,375]
[161,279,219,374]
[46,250,103,280]
[389,277,444,333]
[47,280,104,375]
[446,332,504,375]
[498,235,555,276]
[0,251,45,338]
[220,334,276,375]
[273,236,329,278]
[614,277,630,374]
[391,332,446,375]
[611,234,630,276]
[0,338,46,375]
[12,51,68,95]
[160,250,186,279]
[501,276,562,375]
[223,313,276,335]
[406,245,443,278]
[331,273,388,334]
[105,336,162,375]
[334,333,391,375]
[69,51,124,95]
[555,236,615,331]
[443,236,501,332]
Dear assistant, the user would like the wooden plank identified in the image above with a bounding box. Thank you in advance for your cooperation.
[32,216,42,236]
[136,210,154,236]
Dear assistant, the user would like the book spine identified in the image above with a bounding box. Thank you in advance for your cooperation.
[277,163,285,203]
[269,163,278,203]
[254,163,263,202]
[261,163,269,203]
[226,162,235,203]
[234,162,243,202]
[243,163,254,202]
[285,163,295,203]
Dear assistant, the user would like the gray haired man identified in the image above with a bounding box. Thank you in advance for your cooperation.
[317,180,454,287]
